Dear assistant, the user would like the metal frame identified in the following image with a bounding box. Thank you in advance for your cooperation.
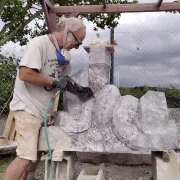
[157,0,163,7]
[38,0,180,33]
[39,0,56,33]
[39,0,180,84]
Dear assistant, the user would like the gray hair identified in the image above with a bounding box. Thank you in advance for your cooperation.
[56,15,86,32]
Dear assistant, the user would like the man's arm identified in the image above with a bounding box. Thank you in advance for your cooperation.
[19,66,53,86]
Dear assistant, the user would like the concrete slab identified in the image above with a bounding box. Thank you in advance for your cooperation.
[44,152,75,180]
[152,150,180,180]
[77,164,105,180]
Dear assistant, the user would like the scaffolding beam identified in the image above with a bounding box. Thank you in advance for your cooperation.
[44,0,53,8]
[39,0,56,33]
[50,2,180,14]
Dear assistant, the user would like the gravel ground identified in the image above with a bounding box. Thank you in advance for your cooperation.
[75,162,152,180]
[0,155,152,180]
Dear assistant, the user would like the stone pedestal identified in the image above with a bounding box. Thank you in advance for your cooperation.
[77,163,105,180]
[44,152,75,180]
[85,46,114,94]
[152,150,180,180]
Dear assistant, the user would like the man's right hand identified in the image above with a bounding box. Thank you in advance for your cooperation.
[52,76,71,90]
[52,76,94,100]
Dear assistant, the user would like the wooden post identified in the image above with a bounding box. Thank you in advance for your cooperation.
[3,111,16,140]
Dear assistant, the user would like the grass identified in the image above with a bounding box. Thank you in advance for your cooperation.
[0,154,16,179]
[0,154,45,180]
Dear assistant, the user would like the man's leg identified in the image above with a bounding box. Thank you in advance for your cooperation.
[8,111,42,180]
[4,157,31,180]
[26,152,42,172]
[22,151,43,180]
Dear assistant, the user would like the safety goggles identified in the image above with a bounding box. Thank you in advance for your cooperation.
[70,30,82,49]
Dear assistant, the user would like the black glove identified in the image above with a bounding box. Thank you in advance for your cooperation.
[52,76,94,100]
[52,76,71,90]
[66,82,94,100]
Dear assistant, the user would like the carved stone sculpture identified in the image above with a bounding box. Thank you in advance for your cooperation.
[39,42,178,153]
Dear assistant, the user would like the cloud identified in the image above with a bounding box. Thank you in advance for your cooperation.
[112,11,180,87]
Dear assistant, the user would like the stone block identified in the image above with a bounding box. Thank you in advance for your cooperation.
[55,98,95,135]
[63,69,88,114]
[152,150,180,180]
[89,47,111,66]
[140,91,169,128]
[113,95,140,145]
[38,126,71,151]
[93,85,120,128]
[169,108,180,134]
[89,64,111,94]
[44,152,75,180]
[129,91,179,151]
[130,121,178,151]
[77,163,105,180]
[89,51,111,66]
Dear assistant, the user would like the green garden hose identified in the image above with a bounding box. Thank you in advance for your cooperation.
[44,90,60,180]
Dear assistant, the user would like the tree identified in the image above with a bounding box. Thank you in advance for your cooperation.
[0,0,43,47]
[0,0,137,47]
[0,55,19,115]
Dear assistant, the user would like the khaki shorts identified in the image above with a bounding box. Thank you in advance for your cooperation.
[14,111,43,161]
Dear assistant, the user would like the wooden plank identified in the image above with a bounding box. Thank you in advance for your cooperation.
[0,136,8,146]
[48,92,60,124]
[49,12,57,33]
[50,2,180,14]
[3,111,14,139]
[52,93,60,112]
[83,45,115,53]
[9,120,16,141]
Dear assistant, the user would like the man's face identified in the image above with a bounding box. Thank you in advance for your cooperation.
[64,27,86,51]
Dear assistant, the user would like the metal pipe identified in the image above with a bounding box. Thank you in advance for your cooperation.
[39,0,56,33]
[103,0,107,8]
[110,28,114,85]
[157,0,163,7]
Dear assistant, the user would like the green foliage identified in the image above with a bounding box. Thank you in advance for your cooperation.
[0,0,138,46]
[60,0,138,31]
[0,55,19,115]
[0,0,43,46]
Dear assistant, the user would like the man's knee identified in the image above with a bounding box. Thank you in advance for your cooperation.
[17,157,31,167]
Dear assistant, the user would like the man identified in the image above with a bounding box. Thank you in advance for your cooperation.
[5,16,86,180]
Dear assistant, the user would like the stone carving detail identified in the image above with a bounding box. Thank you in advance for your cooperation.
[113,95,141,146]
[89,64,111,94]
[113,92,178,151]
[90,33,109,46]
[93,85,120,128]
[56,98,94,135]
[54,46,178,152]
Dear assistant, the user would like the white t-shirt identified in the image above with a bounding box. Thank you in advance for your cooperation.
[10,35,72,120]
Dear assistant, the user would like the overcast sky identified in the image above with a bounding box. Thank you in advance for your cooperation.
[1,0,180,87]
